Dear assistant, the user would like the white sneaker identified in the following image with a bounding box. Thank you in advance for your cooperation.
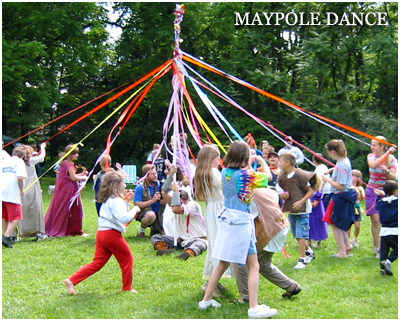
[305,247,314,256]
[248,305,278,318]
[199,299,222,310]
[294,258,307,269]
[304,255,315,264]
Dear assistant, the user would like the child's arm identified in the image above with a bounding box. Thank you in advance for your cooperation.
[312,199,320,208]
[292,186,314,211]
[321,175,346,191]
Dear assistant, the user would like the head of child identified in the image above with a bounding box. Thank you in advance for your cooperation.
[97,171,126,203]
[279,152,296,173]
[312,153,325,166]
[100,155,112,171]
[12,146,26,160]
[325,139,347,161]
[267,152,279,167]
[371,135,388,155]
[383,180,398,197]
[224,141,250,168]
[22,145,33,164]
[352,169,363,187]
[197,145,220,170]
[64,144,79,162]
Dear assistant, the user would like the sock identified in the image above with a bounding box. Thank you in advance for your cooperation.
[138,227,146,234]
[154,241,169,250]
[186,249,196,257]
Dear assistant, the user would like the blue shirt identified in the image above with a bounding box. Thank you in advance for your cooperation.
[331,158,353,193]
[134,182,160,213]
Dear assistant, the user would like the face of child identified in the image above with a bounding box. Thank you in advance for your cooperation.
[352,176,358,186]
[279,157,290,171]
[268,155,279,167]
[370,139,385,155]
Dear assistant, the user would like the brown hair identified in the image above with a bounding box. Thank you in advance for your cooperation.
[224,141,250,169]
[352,169,363,187]
[142,164,155,176]
[12,146,26,159]
[64,144,79,160]
[194,145,220,201]
[100,155,113,171]
[279,152,296,167]
[22,145,33,165]
[325,139,347,158]
[97,171,125,203]
[313,153,325,165]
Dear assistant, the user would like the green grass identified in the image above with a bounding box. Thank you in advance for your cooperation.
[2,177,398,319]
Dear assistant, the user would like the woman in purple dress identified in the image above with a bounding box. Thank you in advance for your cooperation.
[45,145,88,237]
[308,191,328,248]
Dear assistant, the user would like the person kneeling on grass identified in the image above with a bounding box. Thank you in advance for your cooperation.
[152,167,207,260]
[64,171,141,295]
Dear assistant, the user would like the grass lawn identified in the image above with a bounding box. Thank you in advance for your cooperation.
[2,177,398,319]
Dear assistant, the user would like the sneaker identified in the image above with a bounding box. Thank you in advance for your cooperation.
[294,258,307,269]
[199,299,222,310]
[304,254,315,264]
[2,235,13,248]
[216,282,228,292]
[248,305,278,319]
[380,259,393,276]
[176,252,191,260]
[36,233,48,242]
[305,247,314,256]
[351,240,359,248]
[282,284,302,298]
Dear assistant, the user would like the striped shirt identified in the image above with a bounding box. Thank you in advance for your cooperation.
[367,153,397,189]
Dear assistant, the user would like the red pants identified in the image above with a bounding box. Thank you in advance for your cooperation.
[69,229,134,291]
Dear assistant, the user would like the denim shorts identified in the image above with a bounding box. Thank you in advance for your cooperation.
[247,236,257,256]
[289,214,310,239]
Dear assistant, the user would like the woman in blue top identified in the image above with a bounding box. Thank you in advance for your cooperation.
[199,141,278,319]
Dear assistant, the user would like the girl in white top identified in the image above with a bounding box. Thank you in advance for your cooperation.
[64,171,140,295]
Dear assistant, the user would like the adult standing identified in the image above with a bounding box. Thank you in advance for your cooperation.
[366,136,397,257]
[19,143,47,241]
[194,145,235,298]
[278,136,305,166]
[45,145,88,237]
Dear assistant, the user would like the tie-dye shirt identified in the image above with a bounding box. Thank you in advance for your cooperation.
[224,168,269,204]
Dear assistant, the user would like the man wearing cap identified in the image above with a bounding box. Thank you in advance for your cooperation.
[278,136,305,166]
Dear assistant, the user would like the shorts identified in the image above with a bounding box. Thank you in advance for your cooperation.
[289,213,310,239]
[366,187,379,216]
[136,208,154,222]
[2,202,23,221]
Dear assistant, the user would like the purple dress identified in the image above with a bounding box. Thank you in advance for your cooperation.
[309,191,329,241]
[45,160,84,236]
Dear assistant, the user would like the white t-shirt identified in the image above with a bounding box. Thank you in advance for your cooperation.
[314,164,332,194]
[1,149,10,160]
[176,200,207,246]
[1,156,27,204]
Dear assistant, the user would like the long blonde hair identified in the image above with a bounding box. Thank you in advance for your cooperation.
[194,145,220,201]
[97,171,125,203]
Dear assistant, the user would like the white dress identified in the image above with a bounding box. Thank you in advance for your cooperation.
[203,168,235,279]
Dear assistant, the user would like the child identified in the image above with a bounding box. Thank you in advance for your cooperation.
[308,190,328,248]
[277,152,319,268]
[375,180,398,276]
[321,140,358,258]
[199,141,278,319]
[2,147,28,248]
[64,171,140,294]
[348,169,365,248]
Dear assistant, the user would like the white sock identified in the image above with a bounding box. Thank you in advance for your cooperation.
[139,227,146,234]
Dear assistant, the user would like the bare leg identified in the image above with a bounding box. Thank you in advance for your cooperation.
[4,220,19,237]
[141,211,156,229]
[203,261,230,302]
[2,219,8,235]
[246,254,260,309]
[64,278,77,295]
[297,238,306,257]
[331,225,347,257]
[353,221,360,240]
[370,214,381,248]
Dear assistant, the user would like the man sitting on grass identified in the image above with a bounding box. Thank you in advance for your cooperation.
[151,166,207,260]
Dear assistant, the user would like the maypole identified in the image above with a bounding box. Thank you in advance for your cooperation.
[171,4,186,167]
